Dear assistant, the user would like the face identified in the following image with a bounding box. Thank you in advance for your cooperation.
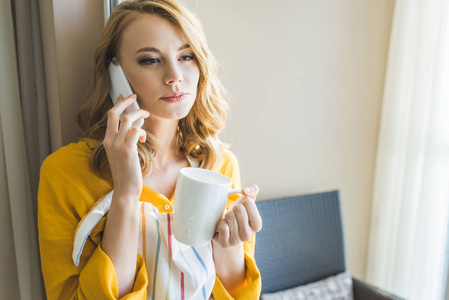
[118,14,200,120]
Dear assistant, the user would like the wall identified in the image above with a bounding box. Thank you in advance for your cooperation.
[53,0,104,145]
[52,0,395,279]
[196,0,395,279]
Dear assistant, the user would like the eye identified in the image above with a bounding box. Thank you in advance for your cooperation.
[138,57,160,65]
[180,54,195,61]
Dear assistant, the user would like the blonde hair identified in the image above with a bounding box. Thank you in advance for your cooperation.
[77,0,229,174]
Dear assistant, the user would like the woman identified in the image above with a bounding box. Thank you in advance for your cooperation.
[38,0,262,299]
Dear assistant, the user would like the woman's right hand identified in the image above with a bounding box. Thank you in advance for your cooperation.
[103,94,150,199]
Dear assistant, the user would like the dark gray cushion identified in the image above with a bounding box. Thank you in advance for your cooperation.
[255,191,346,293]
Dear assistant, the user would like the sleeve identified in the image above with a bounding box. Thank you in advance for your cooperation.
[212,150,262,299]
[38,153,148,300]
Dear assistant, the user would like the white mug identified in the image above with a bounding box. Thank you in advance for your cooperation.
[172,167,241,247]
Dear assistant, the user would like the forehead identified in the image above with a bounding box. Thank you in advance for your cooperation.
[120,14,187,53]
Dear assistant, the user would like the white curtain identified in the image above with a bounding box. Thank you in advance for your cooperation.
[366,0,449,299]
[446,243,449,300]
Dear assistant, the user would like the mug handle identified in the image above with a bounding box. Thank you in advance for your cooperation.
[228,188,242,197]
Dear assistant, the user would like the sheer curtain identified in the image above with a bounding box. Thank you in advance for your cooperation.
[445,230,449,300]
[0,0,55,298]
[366,0,449,299]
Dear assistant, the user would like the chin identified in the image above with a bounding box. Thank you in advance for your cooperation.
[143,99,195,120]
[164,104,195,120]
[154,108,192,120]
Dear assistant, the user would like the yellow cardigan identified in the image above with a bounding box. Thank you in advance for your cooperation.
[38,138,261,300]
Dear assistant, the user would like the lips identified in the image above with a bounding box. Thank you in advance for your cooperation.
[160,92,188,99]
[160,92,189,103]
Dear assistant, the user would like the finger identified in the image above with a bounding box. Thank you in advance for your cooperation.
[106,94,137,134]
[242,184,259,200]
[240,197,263,233]
[126,127,146,146]
[106,95,124,135]
[213,219,230,247]
[113,93,138,115]
[225,210,240,246]
[117,109,150,142]
[232,203,253,242]
[138,128,147,143]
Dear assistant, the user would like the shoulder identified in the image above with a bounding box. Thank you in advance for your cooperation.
[39,139,112,199]
[39,138,111,209]
[218,148,241,186]
[40,138,99,176]
[42,138,97,164]
[219,148,239,171]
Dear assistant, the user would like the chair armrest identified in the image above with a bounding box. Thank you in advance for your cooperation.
[353,278,406,300]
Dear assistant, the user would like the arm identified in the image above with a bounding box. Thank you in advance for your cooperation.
[212,234,261,299]
[100,94,150,297]
[212,185,262,295]
[38,151,148,300]
[210,151,262,299]
[38,95,150,299]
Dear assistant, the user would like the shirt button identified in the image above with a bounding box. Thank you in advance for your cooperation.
[164,204,170,211]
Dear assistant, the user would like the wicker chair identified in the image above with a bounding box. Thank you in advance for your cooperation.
[254,190,405,299]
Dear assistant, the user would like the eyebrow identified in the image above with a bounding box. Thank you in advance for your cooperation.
[135,44,190,54]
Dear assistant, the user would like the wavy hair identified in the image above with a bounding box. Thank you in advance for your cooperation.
[77,0,229,174]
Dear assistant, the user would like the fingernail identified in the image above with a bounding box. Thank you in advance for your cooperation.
[131,94,137,98]
[244,187,251,194]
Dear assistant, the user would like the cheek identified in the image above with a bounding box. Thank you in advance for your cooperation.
[187,67,200,89]
[128,71,156,94]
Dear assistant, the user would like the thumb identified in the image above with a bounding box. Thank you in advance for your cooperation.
[242,184,259,200]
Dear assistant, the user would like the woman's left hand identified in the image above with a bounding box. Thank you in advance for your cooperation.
[213,184,262,247]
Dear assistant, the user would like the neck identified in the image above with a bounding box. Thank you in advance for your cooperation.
[142,115,181,164]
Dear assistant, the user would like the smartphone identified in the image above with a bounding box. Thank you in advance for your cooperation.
[108,60,144,127]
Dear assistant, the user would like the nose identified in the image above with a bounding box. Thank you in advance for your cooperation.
[164,62,183,86]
